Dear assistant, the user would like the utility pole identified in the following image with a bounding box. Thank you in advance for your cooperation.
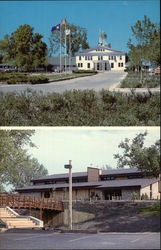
[64,160,72,230]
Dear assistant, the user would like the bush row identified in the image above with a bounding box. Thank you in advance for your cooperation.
[121,72,160,88]
[0,89,160,126]
[0,72,49,84]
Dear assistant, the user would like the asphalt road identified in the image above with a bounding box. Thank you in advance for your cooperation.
[0,231,160,249]
[0,71,127,95]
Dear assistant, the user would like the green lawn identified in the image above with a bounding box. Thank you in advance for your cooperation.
[139,204,160,215]
[47,72,96,82]
[121,71,160,88]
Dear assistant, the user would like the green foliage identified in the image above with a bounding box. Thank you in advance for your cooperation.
[139,204,160,215]
[49,22,89,56]
[114,131,160,178]
[0,24,47,71]
[0,89,160,126]
[141,193,149,200]
[121,72,160,88]
[0,130,48,189]
[0,72,49,84]
[127,16,160,68]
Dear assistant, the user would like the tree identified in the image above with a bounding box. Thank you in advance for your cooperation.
[0,24,47,71]
[127,15,160,69]
[114,131,160,178]
[49,23,89,56]
[0,130,48,190]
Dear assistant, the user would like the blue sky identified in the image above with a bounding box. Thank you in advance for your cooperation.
[0,0,160,52]
[24,127,160,175]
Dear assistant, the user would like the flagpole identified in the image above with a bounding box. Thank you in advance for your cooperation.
[69,32,71,73]
[65,23,67,74]
[60,24,62,73]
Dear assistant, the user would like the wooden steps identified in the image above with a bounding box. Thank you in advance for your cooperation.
[0,207,43,229]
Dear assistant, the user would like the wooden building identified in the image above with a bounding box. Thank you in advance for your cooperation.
[16,167,160,201]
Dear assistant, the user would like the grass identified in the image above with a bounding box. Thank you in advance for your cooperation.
[0,71,96,85]
[121,71,160,88]
[47,72,97,82]
[139,204,160,215]
[0,89,160,126]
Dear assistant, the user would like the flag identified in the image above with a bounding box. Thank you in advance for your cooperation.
[51,24,60,32]
[61,19,66,26]
[65,29,70,36]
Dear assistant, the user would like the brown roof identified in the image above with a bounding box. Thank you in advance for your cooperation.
[16,178,158,192]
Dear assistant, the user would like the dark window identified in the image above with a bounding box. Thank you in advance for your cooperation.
[78,63,80,67]
[85,56,87,60]
[98,56,100,61]
[97,63,100,70]
[111,63,114,68]
[79,56,81,60]
[44,191,50,198]
[120,56,122,60]
[101,56,103,60]
[118,63,120,67]
[87,63,90,68]
[81,63,83,67]
[111,56,113,60]
[121,63,123,67]
[109,56,111,60]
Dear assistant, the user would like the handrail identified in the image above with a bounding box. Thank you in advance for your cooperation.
[0,192,63,220]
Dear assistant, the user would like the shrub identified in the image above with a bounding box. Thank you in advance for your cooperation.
[141,193,149,200]
[0,89,160,126]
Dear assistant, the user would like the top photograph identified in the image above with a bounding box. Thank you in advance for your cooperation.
[0,0,160,126]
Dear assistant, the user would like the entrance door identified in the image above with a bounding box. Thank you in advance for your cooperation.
[104,190,122,200]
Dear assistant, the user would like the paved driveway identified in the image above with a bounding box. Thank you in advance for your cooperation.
[0,71,127,95]
[0,231,160,249]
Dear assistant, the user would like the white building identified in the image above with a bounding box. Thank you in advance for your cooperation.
[76,45,126,72]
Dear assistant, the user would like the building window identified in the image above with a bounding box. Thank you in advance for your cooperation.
[111,56,113,60]
[98,56,100,61]
[97,63,100,70]
[85,56,87,60]
[87,63,90,68]
[79,56,81,60]
[78,63,80,67]
[81,63,83,67]
[109,56,111,60]
[118,63,120,67]
[111,63,114,68]
[120,56,122,60]
[101,56,103,60]
[121,63,123,67]
[44,191,50,198]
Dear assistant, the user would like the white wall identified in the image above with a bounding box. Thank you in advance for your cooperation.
[76,54,126,71]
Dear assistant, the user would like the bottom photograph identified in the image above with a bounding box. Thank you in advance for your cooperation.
[0,127,160,250]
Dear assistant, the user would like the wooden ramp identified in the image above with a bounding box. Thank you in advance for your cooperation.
[0,193,64,220]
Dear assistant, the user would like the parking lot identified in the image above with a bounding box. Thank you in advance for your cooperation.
[0,231,160,249]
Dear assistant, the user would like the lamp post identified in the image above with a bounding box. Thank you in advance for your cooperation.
[64,160,72,230]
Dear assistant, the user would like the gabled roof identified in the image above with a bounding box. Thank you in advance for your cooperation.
[76,45,125,56]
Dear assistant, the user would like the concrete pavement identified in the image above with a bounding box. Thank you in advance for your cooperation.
[0,71,127,95]
[0,231,160,249]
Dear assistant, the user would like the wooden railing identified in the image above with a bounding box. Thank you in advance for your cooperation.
[0,193,64,220]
